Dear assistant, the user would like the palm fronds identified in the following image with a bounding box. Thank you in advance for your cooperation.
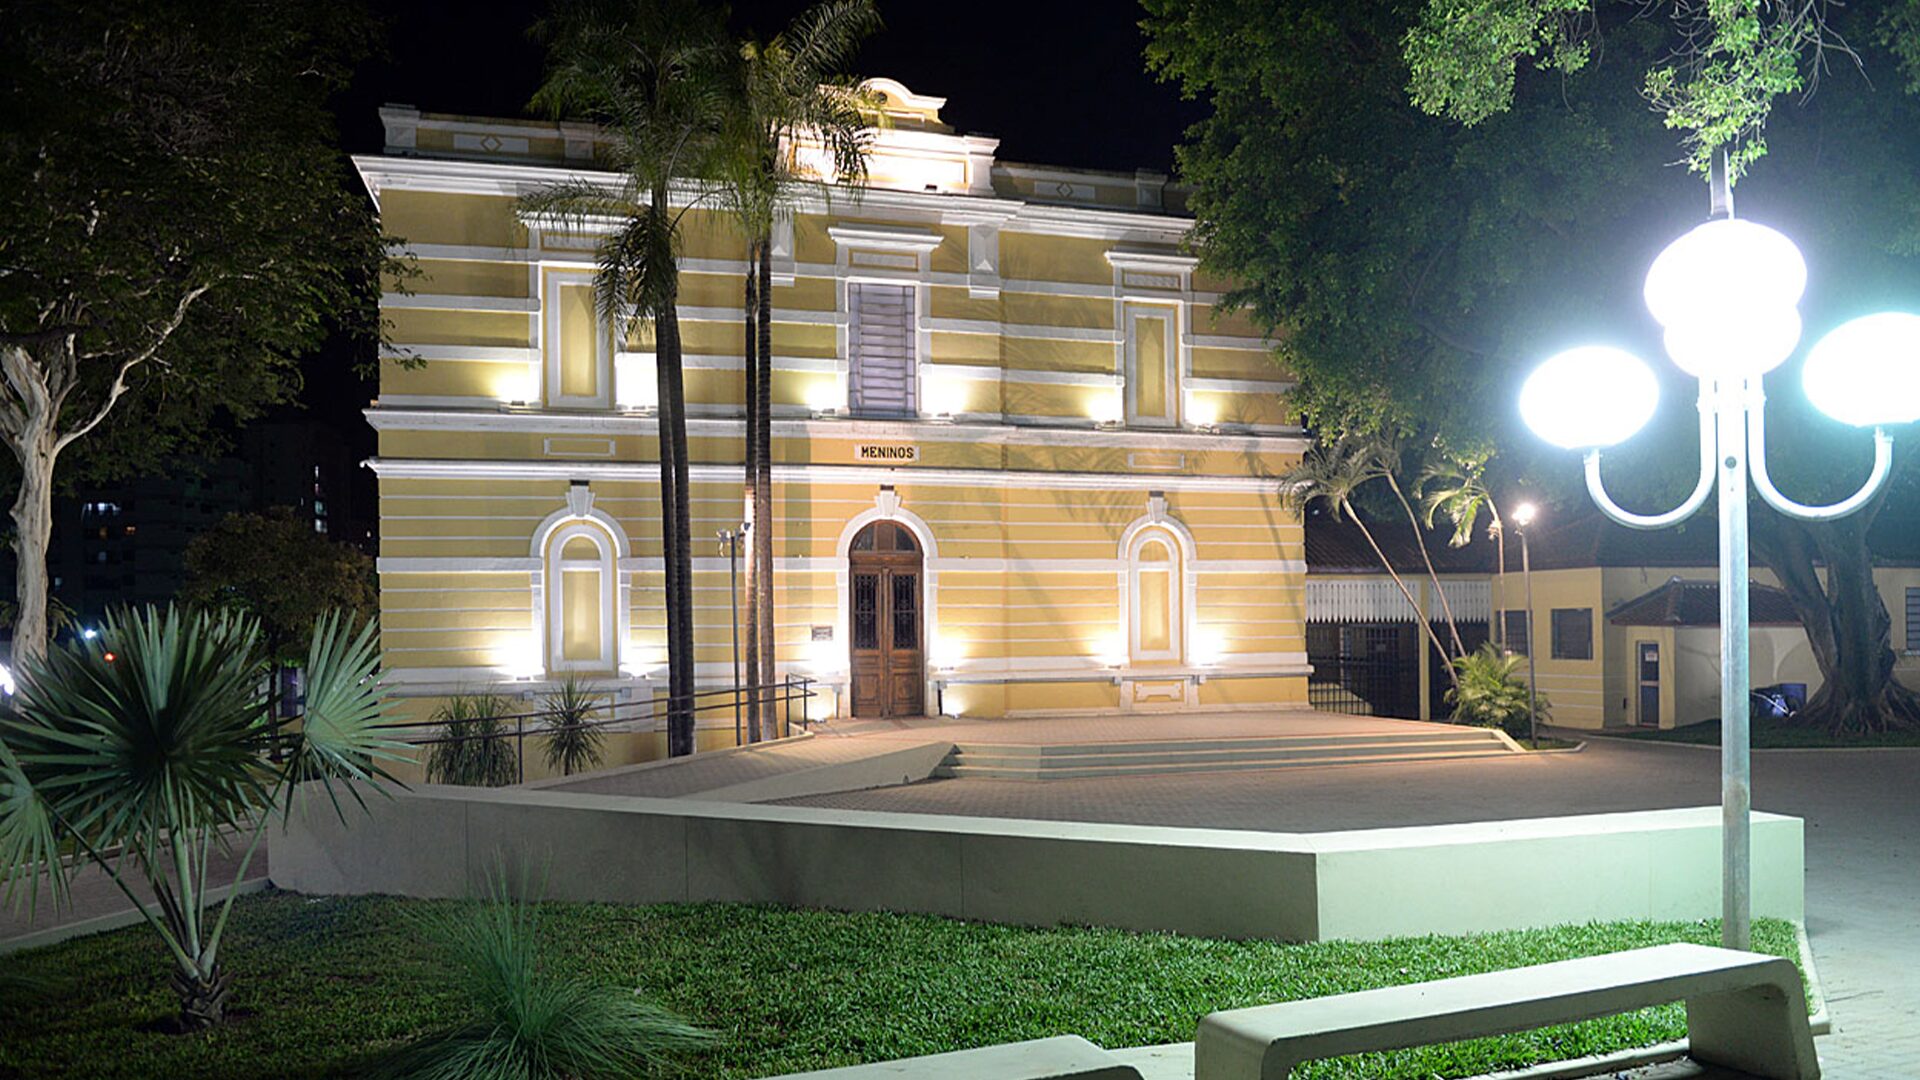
[424,693,520,788]
[541,675,607,777]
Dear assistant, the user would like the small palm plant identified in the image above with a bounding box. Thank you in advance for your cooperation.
[0,604,402,1029]
[542,675,606,777]
[425,692,520,787]
[1447,643,1551,742]
[383,874,711,1080]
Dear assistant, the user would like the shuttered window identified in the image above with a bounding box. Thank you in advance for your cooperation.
[1906,588,1920,652]
[848,282,916,416]
[1503,610,1530,656]
[1550,608,1593,661]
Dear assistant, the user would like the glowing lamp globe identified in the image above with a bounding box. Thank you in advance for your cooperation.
[1643,219,1807,378]
[1802,312,1920,428]
[1520,346,1661,450]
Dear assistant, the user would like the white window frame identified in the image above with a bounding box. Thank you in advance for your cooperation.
[540,268,614,410]
[544,521,617,674]
[1122,302,1180,428]
[830,224,943,418]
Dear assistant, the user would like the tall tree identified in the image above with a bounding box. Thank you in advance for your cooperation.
[0,0,393,663]
[1144,0,1920,734]
[526,0,735,756]
[720,1,882,741]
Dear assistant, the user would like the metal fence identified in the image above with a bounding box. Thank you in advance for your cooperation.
[1307,653,1417,719]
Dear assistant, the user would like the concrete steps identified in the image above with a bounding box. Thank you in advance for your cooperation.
[935,727,1517,780]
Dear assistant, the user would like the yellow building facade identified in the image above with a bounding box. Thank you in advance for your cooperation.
[358,81,1308,751]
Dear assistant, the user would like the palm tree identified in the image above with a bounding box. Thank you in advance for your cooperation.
[1420,454,1508,649]
[524,0,735,756]
[0,605,401,1028]
[1281,437,1459,691]
[718,1,882,742]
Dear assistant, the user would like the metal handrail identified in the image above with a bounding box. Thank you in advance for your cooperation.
[387,675,817,783]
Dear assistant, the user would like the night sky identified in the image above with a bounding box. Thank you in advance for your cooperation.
[336,0,1200,173]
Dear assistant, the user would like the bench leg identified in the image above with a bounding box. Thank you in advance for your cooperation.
[1687,983,1820,1080]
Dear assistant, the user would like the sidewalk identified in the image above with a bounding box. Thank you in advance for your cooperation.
[0,843,268,953]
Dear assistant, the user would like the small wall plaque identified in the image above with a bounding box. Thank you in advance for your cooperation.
[856,444,917,463]
[811,625,834,642]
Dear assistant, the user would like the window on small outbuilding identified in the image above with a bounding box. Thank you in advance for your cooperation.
[1502,610,1530,656]
[1906,587,1920,652]
[1550,608,1593,661]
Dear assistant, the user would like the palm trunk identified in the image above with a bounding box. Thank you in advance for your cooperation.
[742,239,762,743]
[1384,472,1465,659]
[753,238,776,740]
[1490,507,1507,650]
[653,202,696,757]
[1350,515,1458,689]
[7,421,58,666]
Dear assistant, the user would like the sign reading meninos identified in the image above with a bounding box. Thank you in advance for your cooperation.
[856,444,917,463]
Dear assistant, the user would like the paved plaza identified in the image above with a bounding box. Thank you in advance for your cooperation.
[775,715,1919,1076]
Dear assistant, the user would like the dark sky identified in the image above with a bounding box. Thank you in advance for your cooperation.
[336,0,1202,174]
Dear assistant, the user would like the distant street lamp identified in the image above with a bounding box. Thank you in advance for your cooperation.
[1510,501,1540,749]
[1517,159,1920,950]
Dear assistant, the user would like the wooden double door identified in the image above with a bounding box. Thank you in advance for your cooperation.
[850,521,924,718]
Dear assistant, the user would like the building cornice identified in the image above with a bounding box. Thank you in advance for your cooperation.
[352,155,1196,243]
[363,407,1307,455]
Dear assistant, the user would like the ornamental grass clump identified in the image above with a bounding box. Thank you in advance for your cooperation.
[1448,642,1551,741]
[0,604,402,1029]
[424,692,519,787]
[383,877,711,1080]
[541,674,606,777]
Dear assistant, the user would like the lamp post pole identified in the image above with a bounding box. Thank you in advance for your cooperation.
[1518,151,1916,951]
[1519,524,1538,749]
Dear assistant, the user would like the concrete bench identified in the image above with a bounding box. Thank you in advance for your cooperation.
[1195,943,1817,1080]
[758,1035,1142,1080]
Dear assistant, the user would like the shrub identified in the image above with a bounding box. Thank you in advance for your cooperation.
[425,693,520,787]
[541,675,607,777]
[0,605,399,1028]
[383,877,711,1080]
[1447,642,1551,740]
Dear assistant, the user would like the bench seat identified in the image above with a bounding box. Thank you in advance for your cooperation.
[757,1034,1142,1080]
[1195,943,1816,1080]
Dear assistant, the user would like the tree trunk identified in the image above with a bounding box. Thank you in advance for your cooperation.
[654,202,697,757]
[753,239,777,740]
[8,428,59,666]
[741,238,762,743]
[170,965,233,1030]
[1754,515,1920,736]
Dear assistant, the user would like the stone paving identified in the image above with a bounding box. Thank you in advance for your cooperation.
[773,724,1920,1077]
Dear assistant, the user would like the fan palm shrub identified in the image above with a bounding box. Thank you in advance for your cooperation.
[1447,643,1551,740]
[424,692,519,787]
[541,675,607,777]
[382,875,711,1079]
[0,604,402,1028]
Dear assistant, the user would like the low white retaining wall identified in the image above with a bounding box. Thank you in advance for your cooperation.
[271,784,1802,942]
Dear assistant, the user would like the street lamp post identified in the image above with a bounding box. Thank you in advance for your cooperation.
[1511,502,1539,748]
[1517,163,1920,950]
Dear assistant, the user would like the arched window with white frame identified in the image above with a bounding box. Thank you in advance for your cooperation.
[545,522,616,674]
[1127,526,1184,664]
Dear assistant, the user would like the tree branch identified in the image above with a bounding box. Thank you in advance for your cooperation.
[53,283,211,453]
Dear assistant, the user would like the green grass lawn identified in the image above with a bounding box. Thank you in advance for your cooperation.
[0,891,1803,1080]
[1618,714,1920,748]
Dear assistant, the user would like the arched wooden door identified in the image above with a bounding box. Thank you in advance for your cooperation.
[849,521,924,718]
